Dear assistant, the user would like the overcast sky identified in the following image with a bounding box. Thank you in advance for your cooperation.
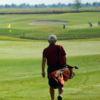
[0,0,100,5]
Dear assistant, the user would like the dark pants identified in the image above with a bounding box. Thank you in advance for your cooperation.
[47,64,64,78]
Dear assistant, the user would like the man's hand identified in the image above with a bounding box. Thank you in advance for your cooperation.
[42,57,46,78]
[42,72,45,78]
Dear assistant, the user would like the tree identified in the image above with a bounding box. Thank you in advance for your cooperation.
[5,4,10,8]
[85,2,91,7]
[74,0,81,12]
[92,2,98,8]
[19,3,26,8]
[51,4,57,8]
[97,2,100,7]
[68,3,72,7]
[57,3,62,8]
[11,3,17,8]
[34,4,38,8]
[0,5,2,9]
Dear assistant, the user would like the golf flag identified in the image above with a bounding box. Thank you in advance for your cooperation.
[7,24,11,28]
[9,29,11,32]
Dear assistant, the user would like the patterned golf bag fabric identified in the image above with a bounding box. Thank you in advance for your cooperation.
[49,65,74,89]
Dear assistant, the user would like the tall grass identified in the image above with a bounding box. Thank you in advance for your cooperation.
[0,7,100,13]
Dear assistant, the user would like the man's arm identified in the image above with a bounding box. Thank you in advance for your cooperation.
[42,57,46,78]
[63,55,67,65]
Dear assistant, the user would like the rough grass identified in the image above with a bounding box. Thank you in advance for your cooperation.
[0,27,100,40]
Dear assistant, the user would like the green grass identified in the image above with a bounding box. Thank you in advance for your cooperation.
[0,55,100,100]
[0,12,100,40]
[0,39,100,100]
[0,11,100,100]
[0,27,100,40]
[0,40,100,59]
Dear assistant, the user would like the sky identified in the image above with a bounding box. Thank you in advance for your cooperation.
[0,0,100,5]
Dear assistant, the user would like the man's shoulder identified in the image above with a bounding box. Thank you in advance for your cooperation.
[43,46,49,51]
[43,45,57,51]
[57,44,63,47]
[43,44,64,50]
[57,45,64,49]
[43,46,51,51]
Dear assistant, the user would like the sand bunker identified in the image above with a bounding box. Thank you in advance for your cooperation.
[28,20,69,25]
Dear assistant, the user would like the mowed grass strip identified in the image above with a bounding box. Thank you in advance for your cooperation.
[0,40,100,59]
[0,54,99,100]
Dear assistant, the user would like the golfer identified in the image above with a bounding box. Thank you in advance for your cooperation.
[42,35,67,100]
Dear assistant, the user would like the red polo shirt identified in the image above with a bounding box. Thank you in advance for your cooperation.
[43,44,66,66]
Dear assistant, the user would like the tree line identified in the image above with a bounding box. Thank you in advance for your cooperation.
[0,2,100,9]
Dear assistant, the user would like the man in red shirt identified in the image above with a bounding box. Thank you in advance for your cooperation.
[42,35,67,100]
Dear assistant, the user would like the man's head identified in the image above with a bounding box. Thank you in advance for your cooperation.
[48,35,57,44]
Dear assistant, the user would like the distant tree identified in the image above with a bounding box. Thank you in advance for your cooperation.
[46,5,51,8]
[85,2,91,7]
[2,2,100,9]
[26,4,31,8]
[57,3,62,8]
[11,3,17,8]
[5,4,10,8]
[37,4,46,8]
[74,0,81,12]
[62,3,67,7]
[34,4,38,8]
[51,4,57,8]
[68,3,72,7]
[41,3,46,8]
[19,3,26,8]
[92,2,98,8]
[68,3,74,7]
[97,2,100,7]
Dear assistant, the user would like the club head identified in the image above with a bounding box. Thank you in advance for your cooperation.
[73,72,75,76]
[74,66,79,69]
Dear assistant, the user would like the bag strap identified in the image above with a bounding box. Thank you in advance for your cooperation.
[56,45,61,68]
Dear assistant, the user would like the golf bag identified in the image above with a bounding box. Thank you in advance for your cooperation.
[49,64,77,89]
